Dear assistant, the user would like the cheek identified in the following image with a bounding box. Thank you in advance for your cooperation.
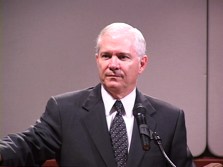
[126,65,141,78]
[128,63,141,72]
[97,62,107,74]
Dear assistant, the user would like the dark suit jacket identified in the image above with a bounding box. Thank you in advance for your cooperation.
[0,84,195,166]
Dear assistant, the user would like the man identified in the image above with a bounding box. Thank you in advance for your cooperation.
[0,22,195,166]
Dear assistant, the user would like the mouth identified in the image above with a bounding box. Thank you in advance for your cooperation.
[105,70,123,78]
[106,74,122,78]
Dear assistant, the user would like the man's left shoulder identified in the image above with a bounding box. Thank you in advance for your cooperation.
[143,94,183,114]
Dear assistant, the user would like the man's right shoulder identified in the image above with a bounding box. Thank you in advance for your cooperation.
[53,86,95,101]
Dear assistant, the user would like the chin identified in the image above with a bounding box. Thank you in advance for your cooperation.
[103,82,121,91]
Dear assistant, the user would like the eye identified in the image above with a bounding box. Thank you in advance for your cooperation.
[100,52,112,59]
[117,53,130,60]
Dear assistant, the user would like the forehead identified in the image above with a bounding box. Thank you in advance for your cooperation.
[99,32,136,53]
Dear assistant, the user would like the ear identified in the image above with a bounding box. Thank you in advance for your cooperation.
[139,55,148,74]
[95,54,99,63]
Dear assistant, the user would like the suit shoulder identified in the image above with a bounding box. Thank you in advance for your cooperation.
[143,95,186,130]
[144,94,183,114]
[52,86,95,102]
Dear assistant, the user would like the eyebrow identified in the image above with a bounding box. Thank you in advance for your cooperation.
[100,51,131,56]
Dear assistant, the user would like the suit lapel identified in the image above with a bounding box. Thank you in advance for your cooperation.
[127,89,157,167]
[81,85,157,167]
[81,84,116,167]
[127,118,145,167]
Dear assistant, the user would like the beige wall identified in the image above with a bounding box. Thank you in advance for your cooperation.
[208,0,223,157]
[1,0,222,157]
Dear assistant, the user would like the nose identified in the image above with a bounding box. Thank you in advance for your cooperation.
[108,56,120,70]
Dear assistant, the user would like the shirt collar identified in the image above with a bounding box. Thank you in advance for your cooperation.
[101,85,136,118]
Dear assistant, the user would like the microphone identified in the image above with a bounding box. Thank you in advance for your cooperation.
[133,103,150,151]
[133,104,176,166]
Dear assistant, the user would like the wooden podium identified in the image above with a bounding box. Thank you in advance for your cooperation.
[41,158,223,167]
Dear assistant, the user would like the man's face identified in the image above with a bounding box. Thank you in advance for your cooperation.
[96,32,148,98]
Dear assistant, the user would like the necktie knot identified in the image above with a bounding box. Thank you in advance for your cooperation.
[114,100,125,115]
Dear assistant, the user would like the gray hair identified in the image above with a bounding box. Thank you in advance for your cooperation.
[95,23,146,57]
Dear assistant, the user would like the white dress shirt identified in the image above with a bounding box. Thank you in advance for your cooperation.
[101,85,136,151]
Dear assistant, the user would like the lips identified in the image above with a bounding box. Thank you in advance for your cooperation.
[106,74,121,78]
[106,70,123,76]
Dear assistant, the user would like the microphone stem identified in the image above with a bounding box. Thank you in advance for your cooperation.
[153,132,176,167]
